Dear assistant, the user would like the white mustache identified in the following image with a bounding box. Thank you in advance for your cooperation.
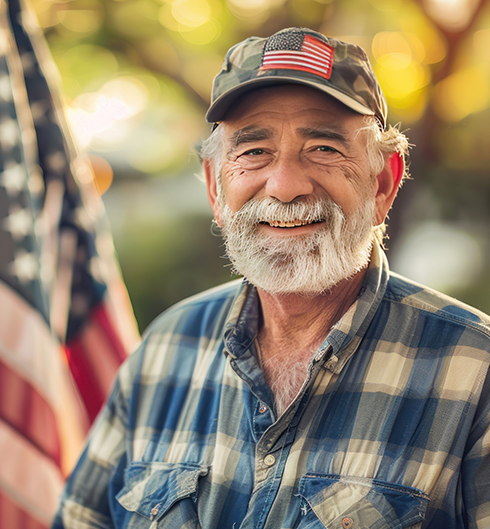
[228,197,344,227]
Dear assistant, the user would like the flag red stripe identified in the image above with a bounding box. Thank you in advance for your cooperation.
[303,40,331,53]
[0,492,47,529]
[65,303,127,421]
[64,338,106,423]
[303,34,333,53]
[0,419,65,524]
[0,360,61,466]
[91,303,128,365]
[302,45,333,63]
[262,63,331,79]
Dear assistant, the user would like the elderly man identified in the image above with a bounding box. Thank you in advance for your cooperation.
[52,28,490,529]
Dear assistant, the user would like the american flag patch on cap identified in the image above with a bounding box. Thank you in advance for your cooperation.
[261,30,334,80]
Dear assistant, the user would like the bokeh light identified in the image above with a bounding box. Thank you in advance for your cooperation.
[414,26,447,64]
[391,221,484,292]
[171,0,212,27]
[423,0,480,31]
[372,31,431,121]
[178,19,221,44]
[56,45,119,97]
[226,0,284,20]
[56,1,104,34]
[433,65,490,122]
[66,76,150,148]
[88,154,114,196]
[158,0,222,44]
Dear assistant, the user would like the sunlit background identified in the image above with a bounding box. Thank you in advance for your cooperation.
[31,0,490,330]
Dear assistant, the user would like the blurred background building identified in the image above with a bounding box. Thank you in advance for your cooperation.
[31,0,490,331]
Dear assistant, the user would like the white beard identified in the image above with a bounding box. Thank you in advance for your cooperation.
[219,195,376,295]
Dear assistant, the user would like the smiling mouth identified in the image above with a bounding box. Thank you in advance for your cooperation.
[262,219,323,228]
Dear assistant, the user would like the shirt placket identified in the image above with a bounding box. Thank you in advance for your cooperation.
[245,348,331,529]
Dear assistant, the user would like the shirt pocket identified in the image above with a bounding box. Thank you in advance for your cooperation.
[115,461,209,528]
[297,473,430,529]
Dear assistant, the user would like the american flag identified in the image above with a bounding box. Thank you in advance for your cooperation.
[261,31,334,80]
[0,0,139,527]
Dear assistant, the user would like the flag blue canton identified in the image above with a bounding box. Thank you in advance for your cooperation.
[264,29,305,52]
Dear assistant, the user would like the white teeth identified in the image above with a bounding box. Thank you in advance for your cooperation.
[268,219,313,228]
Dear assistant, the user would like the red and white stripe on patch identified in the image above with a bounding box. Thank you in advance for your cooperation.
[261,35,334,80]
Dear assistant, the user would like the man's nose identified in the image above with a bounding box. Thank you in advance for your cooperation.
[264,155,314,203]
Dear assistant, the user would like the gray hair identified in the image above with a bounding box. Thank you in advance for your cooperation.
[356,117,410,243]
[199,117,410,243]
[199,125,225,179]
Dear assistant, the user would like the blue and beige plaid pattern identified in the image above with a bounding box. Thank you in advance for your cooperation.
[52,243,490,528]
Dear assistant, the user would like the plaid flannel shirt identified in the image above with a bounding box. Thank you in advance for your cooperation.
[52,243,490,529]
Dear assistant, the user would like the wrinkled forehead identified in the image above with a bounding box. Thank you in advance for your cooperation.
[220,84,370,151]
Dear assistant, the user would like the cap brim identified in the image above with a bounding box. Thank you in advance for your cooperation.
[205,75,375,123]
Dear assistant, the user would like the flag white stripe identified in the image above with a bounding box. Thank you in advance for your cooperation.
[262,58,329,74]
[303,41,333,56]
[264,49,331,65]
[0,281,86,420]
[0,280,88,473]
[263,55,331,69]
[0,419,65,525]
[263,57,330,72]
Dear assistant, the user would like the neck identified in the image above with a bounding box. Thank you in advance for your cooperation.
[257,269,366,350]
[254,270,366,416]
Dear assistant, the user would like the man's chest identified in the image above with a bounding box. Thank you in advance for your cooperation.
[113,348,475,529]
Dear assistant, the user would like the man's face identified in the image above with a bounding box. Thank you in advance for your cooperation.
[208,84,383,295]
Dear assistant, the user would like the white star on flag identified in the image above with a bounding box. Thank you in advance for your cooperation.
[0,118,20,149]
[9,249,39,283]
[1,161,26,195]
[0,74,12,101]
[3,207,34,240]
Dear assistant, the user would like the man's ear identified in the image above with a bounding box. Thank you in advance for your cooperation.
[374,152,404,226]
[203,159,223,226]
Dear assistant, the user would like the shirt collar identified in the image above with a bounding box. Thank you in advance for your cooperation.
[222,241,389,371]
[324,242,389,373]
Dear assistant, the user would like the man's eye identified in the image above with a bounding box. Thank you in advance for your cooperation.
[316,145,339,153]
[243,148,265,156]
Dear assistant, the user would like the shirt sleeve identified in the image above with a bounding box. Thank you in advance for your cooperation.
[51,357,133,529]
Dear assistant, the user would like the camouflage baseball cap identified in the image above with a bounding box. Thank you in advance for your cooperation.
[206,27,387,129]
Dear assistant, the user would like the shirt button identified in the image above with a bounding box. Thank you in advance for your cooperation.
[259,405,267,413]
[150,503,161,520]
[264,454,275,466]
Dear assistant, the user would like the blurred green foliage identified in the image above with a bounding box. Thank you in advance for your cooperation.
[32,0,490,330]
[116,213,233,331]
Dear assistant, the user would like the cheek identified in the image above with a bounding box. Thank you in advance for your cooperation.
[221,164,262,212]
[332,164,375,212]
[223,161,248,183]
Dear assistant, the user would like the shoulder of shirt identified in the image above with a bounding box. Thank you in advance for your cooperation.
[114,279,246,397]
[141,278,245,338]
[386,270,490,337]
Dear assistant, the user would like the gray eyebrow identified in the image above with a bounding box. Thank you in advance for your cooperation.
[297,127,349,146]
[227,126,272,154]
[226,124,350,157]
